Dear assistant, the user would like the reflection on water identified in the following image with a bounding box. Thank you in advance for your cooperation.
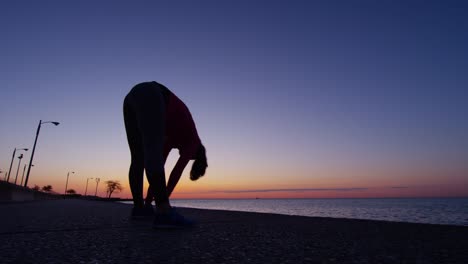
[169,198,468,226]
[124,198,468,226]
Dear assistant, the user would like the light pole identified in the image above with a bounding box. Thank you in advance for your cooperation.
[85,177,93,196]
[64,171,75,194]
[24,120,59,187]
[94,178,100,197]
[21,165,26,185]
[20,164,33,186]
[7,148,28,182]
[14,154,24,185]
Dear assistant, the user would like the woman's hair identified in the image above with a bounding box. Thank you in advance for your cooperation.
[190,144,207,181]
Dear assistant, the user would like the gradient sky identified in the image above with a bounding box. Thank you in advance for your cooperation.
[1,0,467,198]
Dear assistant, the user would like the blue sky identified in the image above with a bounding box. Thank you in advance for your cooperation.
[1,0,467,198]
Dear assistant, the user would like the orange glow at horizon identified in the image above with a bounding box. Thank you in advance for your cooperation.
[25,154,468,200]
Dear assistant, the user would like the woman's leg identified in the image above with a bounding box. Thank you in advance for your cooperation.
[145,186,154,206]
[129,83,170,209]
[123,95,145,208]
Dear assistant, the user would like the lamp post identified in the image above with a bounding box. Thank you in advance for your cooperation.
[64,171,75,194]
[7,148,28,182]
[20,164,33,186]
[14,154,24,185]
[94,178,100,197]
[85,177,94,196]
[24,120,60,187]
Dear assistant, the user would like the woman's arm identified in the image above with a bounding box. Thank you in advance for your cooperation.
[144,143,172,205]
[166,156,190,197]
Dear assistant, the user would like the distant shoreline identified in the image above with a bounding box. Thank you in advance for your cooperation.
[0,180,132,202]
[2,180,467,201]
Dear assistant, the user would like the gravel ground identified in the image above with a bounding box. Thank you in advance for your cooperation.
[0,199,467,264]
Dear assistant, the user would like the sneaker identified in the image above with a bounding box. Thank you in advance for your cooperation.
[153,208,196,229]
[131,204,155,219]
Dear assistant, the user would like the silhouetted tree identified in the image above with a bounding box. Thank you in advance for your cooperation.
[32,185,40,191]
[66,189,76,195]
[42,185,53,192]
[105,180,123,198]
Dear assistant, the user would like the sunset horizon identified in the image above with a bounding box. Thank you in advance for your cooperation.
[1,1,468,262]
[2,0,467,201]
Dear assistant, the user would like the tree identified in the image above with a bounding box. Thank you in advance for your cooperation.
[66,189,76,195]
[32,185,40,191]
[42,185,53,192]
[105,180,123,198]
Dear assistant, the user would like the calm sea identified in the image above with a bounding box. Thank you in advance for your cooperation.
[124,198,468,226]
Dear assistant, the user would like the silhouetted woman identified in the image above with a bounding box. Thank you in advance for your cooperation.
[123,81,207,228]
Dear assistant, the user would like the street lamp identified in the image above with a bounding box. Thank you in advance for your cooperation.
[64,171,75,194]
[7,148,28,183]
[20,164,33,186]
[94,178,101,197]
[85,177,94,196]
[14,154,24,185]
[24,120,60,187]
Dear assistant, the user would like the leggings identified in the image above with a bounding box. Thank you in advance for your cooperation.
[123,82,168,207]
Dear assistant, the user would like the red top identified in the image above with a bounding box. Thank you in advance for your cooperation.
[164,91,201,159]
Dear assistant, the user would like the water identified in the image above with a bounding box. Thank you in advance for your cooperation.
[124,198,468,226]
